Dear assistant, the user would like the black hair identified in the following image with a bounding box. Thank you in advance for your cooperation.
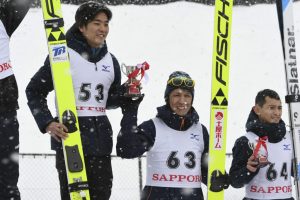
[75,1,112,27]
[255,89,281,107]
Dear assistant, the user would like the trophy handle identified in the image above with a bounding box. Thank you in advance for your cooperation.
[121,62,150,83]
[121,63,127,75]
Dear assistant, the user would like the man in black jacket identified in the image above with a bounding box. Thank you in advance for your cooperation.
[26,2,122,200]
[0,0,33,199]
[117,71,217,200]
[229,89,294,200]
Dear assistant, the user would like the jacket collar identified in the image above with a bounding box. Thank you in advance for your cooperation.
[246,109,286,143]
[156,105,199,131]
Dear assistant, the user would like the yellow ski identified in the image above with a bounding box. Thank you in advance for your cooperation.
[207,0,233,199]
[40,0,90,199]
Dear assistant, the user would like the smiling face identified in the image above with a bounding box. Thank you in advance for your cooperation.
[254,96,282,124]
[79,12,109,48]
[168,88,193,116]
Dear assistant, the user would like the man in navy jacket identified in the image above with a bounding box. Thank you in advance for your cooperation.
[117,71,210,199]
[0,0,33,199]
[26,2,122,199]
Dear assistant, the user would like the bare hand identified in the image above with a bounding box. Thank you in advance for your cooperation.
[247,155,259,172]
[46,121,68,142]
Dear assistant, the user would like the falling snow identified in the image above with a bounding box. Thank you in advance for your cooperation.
[5,1,300,199]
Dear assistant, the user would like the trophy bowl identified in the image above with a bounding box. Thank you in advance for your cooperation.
[121,63,143,98]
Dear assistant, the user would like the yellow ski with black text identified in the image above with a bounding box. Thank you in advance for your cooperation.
[207,0,233,199]
[40,0,90,199]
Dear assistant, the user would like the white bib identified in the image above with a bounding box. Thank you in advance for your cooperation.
[146,117,204,188]
[0,20,13,79]
[68,48,115,116]
[245,131,293,199]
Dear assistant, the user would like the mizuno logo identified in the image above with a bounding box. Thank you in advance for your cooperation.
[190,133,200,141]
[102,65,110,72]
[283,144,291,150]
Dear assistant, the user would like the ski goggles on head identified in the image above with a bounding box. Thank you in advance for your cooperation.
[167,77,195,87]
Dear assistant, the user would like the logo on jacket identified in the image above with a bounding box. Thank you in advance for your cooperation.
[283,144,291,151]
[0,62,12,73]
[101,65,111,72]
[190,133,200,141]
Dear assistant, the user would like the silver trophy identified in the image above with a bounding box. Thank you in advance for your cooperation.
[249,140,271,168]
[121,62,150,98]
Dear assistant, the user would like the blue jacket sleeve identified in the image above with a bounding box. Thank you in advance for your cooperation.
[106,53,121,109]
[201,124,209,185]
[229,136,259,188]
[25,56,56,133]
[0,0,33,36]
[116,103,156,158]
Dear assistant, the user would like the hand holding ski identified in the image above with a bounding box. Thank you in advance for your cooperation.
[40,0,90,199]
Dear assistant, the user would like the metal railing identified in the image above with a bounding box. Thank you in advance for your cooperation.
[18,153,143,200]
[18,153,297,200]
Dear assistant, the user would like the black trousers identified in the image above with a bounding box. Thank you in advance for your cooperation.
[0,111,20,200]
[141,186,204,200]
[56,149,113,200]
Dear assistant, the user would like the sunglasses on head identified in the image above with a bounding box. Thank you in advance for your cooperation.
[167,77,195,87]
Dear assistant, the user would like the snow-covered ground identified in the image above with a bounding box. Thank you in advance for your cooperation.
[9,1,300,199]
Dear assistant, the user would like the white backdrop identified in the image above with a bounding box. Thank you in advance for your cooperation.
[10,2,300,155]
[9,2,300,199]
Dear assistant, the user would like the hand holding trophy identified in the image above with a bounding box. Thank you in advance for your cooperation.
[251,136,271,168]
[121,61,150,99]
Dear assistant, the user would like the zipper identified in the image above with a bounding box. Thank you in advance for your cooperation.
[180,118,185,130]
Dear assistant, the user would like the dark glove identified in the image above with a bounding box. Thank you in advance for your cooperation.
[119,83,144,112]
[209,170,230,192]
[120,94,144,112]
